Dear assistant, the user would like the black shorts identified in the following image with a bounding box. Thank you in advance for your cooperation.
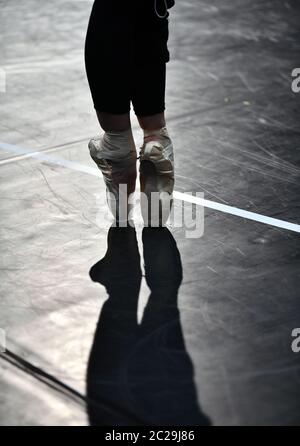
[85,0,172,116]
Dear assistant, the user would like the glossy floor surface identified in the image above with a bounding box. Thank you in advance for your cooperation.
[0,0,300,426]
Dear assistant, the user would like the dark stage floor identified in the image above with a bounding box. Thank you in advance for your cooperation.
[0,0,300,426]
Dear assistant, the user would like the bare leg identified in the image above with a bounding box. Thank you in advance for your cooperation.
[137,112,166,135]
[97,111,131,132]
[89,111,137,221]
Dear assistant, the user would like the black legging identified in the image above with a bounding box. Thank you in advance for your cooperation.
[85,0,171,116]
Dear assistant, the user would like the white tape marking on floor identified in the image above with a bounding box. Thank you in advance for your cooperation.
[173,191,300,234]
[1,141,300,234]
[0,141,99,175]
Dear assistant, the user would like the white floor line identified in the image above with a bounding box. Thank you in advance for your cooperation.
[1,141,300,234]
[0,141,99,175]
[173,191,300,233]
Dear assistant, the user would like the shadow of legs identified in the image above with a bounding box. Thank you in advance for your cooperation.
[130,228,211,425]
[87,225,142,425]
[87,225,210,426]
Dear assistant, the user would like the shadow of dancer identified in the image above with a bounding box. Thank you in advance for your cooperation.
[87,224,210,426]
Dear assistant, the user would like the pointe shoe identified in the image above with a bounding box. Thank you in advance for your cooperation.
[89,137,137,222]
[139,128,174,226]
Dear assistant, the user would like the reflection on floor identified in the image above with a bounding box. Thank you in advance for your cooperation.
[87,226,210,426]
